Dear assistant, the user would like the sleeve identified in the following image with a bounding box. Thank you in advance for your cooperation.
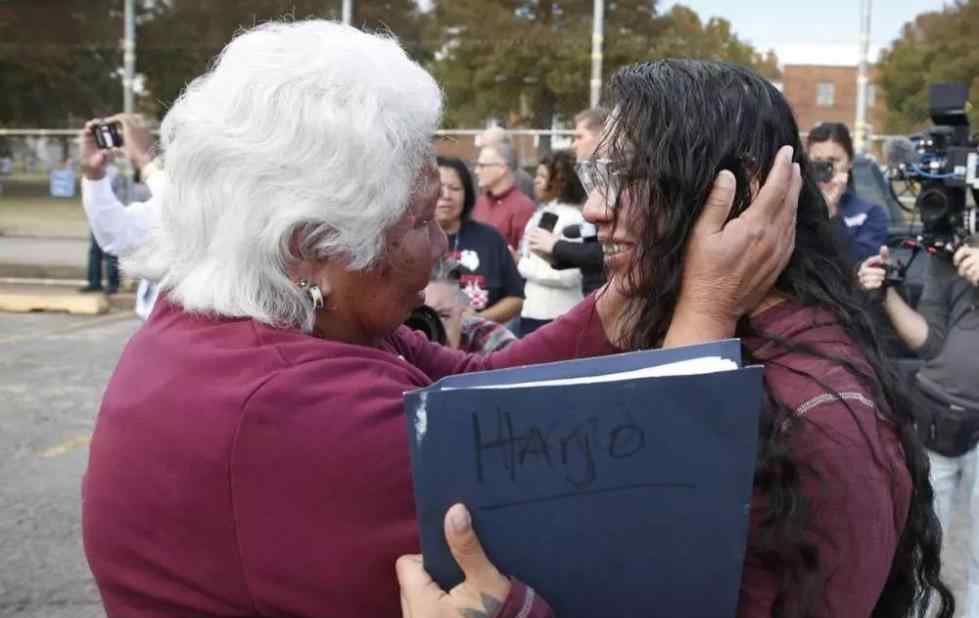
[851,203,890,262]
[510,202,536,248]
[395,294,620,382]
[916,256,955,360]
[518,252,582,288]
[231,364,421,617]
[552,239,604,271]
[497,579,555,618]
[81,176,155,256]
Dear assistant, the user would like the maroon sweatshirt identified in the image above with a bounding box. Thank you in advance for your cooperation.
[502,301,913,618]
[82,295,616,618]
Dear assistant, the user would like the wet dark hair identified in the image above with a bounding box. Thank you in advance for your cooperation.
[436,155,476,222]
[603,59,951,618]
[806,122,855,162]
[539,149,587,205]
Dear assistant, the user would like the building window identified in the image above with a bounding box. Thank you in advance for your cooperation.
[817,82,835,106]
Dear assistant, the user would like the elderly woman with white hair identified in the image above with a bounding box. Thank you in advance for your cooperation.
[82,20,800,618]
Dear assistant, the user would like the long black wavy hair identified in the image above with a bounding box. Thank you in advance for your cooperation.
[601,60,951,618]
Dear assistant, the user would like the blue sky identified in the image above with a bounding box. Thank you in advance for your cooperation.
[661,1,952,65]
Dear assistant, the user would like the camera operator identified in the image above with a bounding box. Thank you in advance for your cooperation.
[858,239,979,614]
[807,122,889,263]
[78,113,162,319]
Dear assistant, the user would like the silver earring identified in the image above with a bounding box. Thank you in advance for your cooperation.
[298,279,325,310]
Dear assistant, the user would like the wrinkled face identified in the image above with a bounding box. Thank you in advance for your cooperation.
[573,120,602,161]
[436,166,466,230]
[808,140,851,192]
[327,162,448,342]
[474,147,509,191]
[533,164,551,201]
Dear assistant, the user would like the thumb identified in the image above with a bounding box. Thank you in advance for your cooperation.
[444,504,496,582]
[694,170,737,236]
[880,245,890,263]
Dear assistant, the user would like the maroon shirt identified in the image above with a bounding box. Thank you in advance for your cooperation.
[472,185,536,249]
[499,301,912,618]
[82,295,616,618]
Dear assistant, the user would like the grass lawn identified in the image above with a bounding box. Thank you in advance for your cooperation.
[0,175,89,238]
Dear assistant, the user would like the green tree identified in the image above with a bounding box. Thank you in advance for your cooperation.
[428,1,780,132]
[138,0,431,116]
[0,0,122,127]
[876,0,979,133]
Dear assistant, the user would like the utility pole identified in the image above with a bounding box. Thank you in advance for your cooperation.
[123,0,136,114]
[342,0,353,25]
[589,0,604,108]
[854,0,872,155]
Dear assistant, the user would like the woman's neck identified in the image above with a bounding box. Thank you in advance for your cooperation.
[441,219,461,235]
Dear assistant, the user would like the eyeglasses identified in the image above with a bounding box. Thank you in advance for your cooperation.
[575,159,622,204]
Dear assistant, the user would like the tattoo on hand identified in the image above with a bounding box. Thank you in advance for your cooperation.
[459,593,503,618]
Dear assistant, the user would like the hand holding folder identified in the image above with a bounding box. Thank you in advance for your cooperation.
[405,340,763,618]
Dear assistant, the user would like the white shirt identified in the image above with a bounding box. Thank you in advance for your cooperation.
[81,172,164,319]
[517,201,585,320]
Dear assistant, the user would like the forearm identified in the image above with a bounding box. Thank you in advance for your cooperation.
[882,287,929,351]
[480,297,523,324]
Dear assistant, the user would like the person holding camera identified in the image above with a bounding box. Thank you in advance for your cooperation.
[858,240,979,615]
[806,122,889,263]
[78,113,162,318]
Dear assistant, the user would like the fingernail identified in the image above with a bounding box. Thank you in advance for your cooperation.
[448,504,471,533]
[783,146,795,161]
[716,170,735,188]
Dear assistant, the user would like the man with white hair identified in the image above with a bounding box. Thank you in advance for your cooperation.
[472,139,536,251]
[475,126,535,198]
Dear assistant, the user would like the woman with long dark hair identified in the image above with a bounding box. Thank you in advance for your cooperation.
[399,60,952,618]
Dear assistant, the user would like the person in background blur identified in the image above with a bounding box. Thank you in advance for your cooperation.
[476,127,535,199]
[436,156,524,324]
[517,150,587,336]
[522,108,608,295]
[424,257,517,354]
[472,141,536,252]
[572,107,607,162]
[806,122,889,263]
[79,113,162,319]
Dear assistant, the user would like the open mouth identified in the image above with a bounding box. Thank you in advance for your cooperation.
[602,242,632,257]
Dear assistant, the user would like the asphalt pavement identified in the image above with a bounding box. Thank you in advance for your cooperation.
[0,311,139,618]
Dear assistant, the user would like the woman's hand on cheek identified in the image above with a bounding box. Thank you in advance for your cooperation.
[665,145,801,347]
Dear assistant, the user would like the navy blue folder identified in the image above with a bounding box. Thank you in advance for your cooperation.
[404,341,763,618]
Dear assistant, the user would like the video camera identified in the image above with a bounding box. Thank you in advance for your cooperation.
[885,82,978,259]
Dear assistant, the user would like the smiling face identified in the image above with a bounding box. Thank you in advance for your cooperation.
[315,162,448,345]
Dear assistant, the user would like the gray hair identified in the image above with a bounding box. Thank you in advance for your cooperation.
[482,141,517,174]
[124,20,443,331]
[574,107,608,131]
[429,257,469,306]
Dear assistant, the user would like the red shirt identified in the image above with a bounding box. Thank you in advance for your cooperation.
[82,295,616,618]
[472,185,536,249]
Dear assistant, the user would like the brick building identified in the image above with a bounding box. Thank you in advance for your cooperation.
[781,64,887,137]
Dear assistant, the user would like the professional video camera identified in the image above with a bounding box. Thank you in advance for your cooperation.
[885,82,978,261]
